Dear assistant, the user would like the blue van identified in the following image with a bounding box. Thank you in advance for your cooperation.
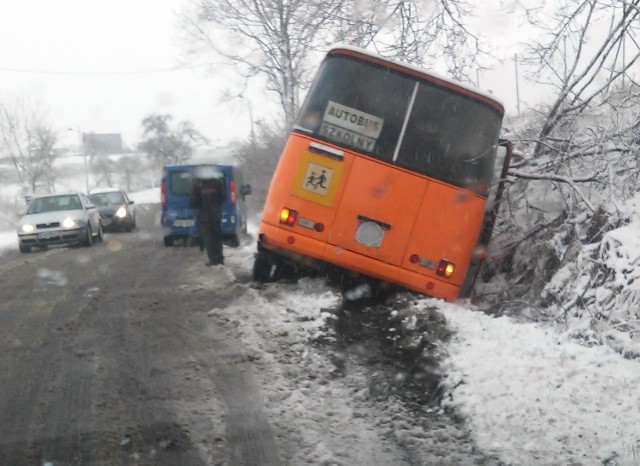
[160,164,251,247]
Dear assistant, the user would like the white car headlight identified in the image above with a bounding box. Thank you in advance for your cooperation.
[62,217,77,228]
[115,206,127,218]
[21,224,35,233]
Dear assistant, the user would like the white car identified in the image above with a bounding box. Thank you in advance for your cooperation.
[17,193,103,253]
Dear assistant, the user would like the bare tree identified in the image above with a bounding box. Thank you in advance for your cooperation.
[474,0,640,310]
[138,114,208,166]
[331,0,481,81]
[90,156,117,188]
[500,0,640,221]
[233,118,288,215]
[180,0,482,127]
[521,0,640,159]
[0,98,58,195]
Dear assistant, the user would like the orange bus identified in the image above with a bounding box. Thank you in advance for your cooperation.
[253,45,512,302]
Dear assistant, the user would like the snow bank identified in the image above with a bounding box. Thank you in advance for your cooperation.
[438,301,640,465]
[0,231,17,252]
[541,194,640,359]
[129,188,160,204]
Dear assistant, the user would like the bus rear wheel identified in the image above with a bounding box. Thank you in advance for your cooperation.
[253,249,274,282]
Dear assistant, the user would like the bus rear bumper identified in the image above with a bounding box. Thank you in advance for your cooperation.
[257,222,459,302]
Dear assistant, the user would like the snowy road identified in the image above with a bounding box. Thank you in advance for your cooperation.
[0,206,278,465]
[2,203,638,465]
[0,204,495,465]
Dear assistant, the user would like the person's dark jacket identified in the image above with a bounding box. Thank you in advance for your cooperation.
[190,177,226,219]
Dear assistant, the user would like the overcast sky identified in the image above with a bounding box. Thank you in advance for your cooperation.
[0,0,541,151]
[0,0,262,149]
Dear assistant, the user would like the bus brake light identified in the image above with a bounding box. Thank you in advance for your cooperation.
[161,181,166,208]
[279,208,298,226]
[437,260,455,279]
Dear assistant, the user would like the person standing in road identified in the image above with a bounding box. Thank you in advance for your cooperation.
[190,166,226,266]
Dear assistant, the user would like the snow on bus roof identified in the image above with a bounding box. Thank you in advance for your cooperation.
[327,44,504,110]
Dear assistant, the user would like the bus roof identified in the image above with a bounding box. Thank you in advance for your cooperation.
[327,44,504,114]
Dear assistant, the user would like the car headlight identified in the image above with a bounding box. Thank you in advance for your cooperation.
[115,206,127,218]
[21,224,35,233]
[62,217,77,228]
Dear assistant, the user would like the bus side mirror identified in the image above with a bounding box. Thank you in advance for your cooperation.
[242,185,252,196]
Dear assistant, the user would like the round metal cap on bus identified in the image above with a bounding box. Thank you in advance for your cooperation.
[355,222,384,247]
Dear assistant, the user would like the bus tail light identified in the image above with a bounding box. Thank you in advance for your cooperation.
[314,223,324,232]
[437,260,455,279]
[229,180,237,205]
[161,181,166,208]
[279,208,298,226]
[409,254,419,264]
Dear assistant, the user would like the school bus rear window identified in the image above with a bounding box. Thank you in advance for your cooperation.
[295,54,503,194]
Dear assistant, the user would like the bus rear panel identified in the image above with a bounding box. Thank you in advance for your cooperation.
[255,46,507,301]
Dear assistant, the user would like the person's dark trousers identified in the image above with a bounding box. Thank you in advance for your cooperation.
[200,215,223,265]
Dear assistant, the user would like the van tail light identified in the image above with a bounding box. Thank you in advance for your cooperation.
[279,208,298,226]
[161,181,166,208]
[229,180,237,206]
[436,260,455,279]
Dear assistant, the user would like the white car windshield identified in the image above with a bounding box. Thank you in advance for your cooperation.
[26,195,83,214]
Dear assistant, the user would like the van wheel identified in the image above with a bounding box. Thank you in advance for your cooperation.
[229,234,240,248]
[253,249,274,282]
[19,244,31,253]
[163,236,174,247]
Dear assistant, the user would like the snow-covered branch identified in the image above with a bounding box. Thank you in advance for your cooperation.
[508,170,597,212]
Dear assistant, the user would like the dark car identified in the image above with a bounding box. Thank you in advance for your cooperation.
[89,189,136,232]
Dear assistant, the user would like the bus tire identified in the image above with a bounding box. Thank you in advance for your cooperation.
[273,259,298,283]
[253,249,274,283]
[163,236,174,247]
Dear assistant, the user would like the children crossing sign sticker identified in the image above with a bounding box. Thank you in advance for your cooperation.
[303,162,333,196]
[291,150,345,207]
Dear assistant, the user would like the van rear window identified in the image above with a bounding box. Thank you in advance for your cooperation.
[170,172,192,196]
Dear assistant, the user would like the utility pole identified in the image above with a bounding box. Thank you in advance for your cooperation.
[514,54,521,116]
[70,128,89,193]
[236,94,256,148]
[248,99,256,148]
[81,130,89,193]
